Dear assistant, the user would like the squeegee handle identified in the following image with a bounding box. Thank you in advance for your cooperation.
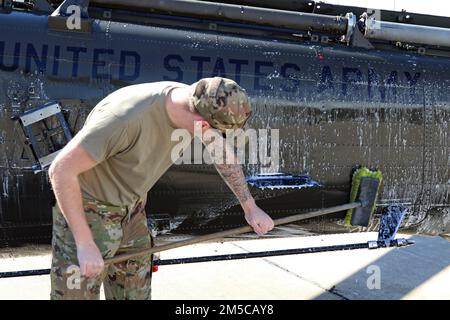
[105,202,361,265]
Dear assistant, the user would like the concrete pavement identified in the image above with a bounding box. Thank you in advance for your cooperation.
[0,232,449,300]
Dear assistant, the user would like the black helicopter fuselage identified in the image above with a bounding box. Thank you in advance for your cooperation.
[0,3,449,245]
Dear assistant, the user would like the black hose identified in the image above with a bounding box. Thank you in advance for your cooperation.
[0,239,414,279]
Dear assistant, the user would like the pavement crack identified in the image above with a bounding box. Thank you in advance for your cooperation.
[231,243,350,300]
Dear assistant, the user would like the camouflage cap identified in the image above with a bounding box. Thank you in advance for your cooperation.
[190,77,252,133]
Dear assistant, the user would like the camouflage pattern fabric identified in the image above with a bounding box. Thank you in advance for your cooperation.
[50,200,153,300]
[190,77,252,133]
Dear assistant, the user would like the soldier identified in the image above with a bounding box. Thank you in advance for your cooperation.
[48,77,275,300]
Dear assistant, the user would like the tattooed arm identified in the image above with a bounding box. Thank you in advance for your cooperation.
[214,162,253,208]
[203,130,274,235]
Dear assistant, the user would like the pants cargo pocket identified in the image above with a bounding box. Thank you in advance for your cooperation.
[50,200,127,300]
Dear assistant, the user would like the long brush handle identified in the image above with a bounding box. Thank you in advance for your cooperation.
[106,202,361,265]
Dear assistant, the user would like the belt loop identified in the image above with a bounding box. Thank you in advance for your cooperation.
[124,201,142,224]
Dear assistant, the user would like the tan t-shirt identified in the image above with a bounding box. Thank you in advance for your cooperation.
[73,81,190,210]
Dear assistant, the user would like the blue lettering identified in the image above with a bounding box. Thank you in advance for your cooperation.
[342,67,363,96]
[25,43,48,74]
[119,50,140,81]
[93,48,114,80]
[280,63,300,92]
[67,46,87,78]
[404,71,420,97]
[0,42,20,72]
[404,71,420,87]
[228,59,248,84]
[212,58,227,78]
[368,69,398,101]
[254,60,273,91]
[191,56,210,80]
[163,54,184,81]
[318,66,333,93]
[52,45,60,76]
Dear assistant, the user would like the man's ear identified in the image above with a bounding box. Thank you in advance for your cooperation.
[200,120,211,132]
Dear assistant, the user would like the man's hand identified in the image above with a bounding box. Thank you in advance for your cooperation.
[243,200,275,235]
[49,142,104,278]
[203,129,274,235]
[76,241,105,278]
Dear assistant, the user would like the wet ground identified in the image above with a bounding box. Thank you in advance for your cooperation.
[0,232,449,300]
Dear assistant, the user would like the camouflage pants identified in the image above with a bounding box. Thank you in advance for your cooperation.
[50,199,153,300]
